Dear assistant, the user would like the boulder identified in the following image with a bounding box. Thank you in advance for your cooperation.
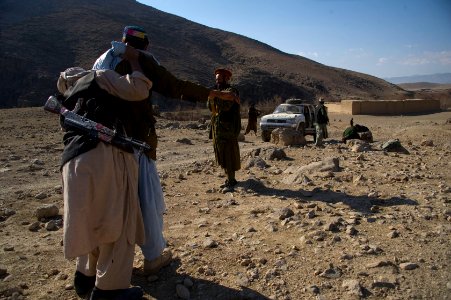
[282,157,340,184]
[271,128,306,146]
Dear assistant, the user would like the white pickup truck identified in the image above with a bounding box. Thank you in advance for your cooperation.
[259,99,316,142]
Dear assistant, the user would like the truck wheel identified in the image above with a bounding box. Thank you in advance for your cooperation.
[296,122,306,136]
[261,130,271,142]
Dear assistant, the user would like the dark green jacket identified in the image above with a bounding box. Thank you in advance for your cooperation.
[208,84,241,140]
[342,126,360,141]
[315,104,329,124]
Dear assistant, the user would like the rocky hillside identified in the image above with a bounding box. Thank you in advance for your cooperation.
[0,0,409,108]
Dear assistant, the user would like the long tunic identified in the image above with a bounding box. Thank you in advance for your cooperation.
[208,84,241,172]
[137,155,166,260]
[62,70,151,258]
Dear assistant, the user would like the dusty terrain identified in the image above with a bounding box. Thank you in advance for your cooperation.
[0,107,450,300]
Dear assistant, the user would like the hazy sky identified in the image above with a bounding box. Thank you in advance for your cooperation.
[137,0,451,79]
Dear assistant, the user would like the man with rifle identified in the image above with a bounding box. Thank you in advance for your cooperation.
[44,95,152,153]
[54,45,150,300]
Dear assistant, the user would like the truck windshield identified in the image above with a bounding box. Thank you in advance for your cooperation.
[274,105,302,114]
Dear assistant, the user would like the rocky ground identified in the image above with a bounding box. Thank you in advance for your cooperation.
[0,107,450,300]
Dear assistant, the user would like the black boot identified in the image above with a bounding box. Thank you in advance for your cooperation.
[90,286,143,300]
[228,179,238,187]
[74,271,95,298]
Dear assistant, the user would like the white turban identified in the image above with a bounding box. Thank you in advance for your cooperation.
[57,67,91,94]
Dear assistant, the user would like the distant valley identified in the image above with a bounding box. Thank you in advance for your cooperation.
[385,73,451,85]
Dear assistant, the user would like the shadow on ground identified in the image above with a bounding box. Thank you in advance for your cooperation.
[131,258,269,300]
[239,178,418,215]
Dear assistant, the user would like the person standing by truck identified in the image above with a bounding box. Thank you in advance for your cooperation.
[244,102,261,136]
[314,97,329,147]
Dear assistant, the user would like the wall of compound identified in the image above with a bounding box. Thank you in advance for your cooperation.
[326,99,441,115]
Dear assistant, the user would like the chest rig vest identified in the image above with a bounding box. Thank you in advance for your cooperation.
[61,71,156,167]
[65,70,157,160]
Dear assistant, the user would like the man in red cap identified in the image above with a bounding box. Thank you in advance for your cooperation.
[208,68,241,191]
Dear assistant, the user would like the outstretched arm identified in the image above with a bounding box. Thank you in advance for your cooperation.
[208,90,240,104]
[134,51,240,104]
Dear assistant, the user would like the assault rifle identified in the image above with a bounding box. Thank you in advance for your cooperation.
[44,95,152,152]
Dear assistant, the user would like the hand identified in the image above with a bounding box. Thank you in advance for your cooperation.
[209,90,240,104]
